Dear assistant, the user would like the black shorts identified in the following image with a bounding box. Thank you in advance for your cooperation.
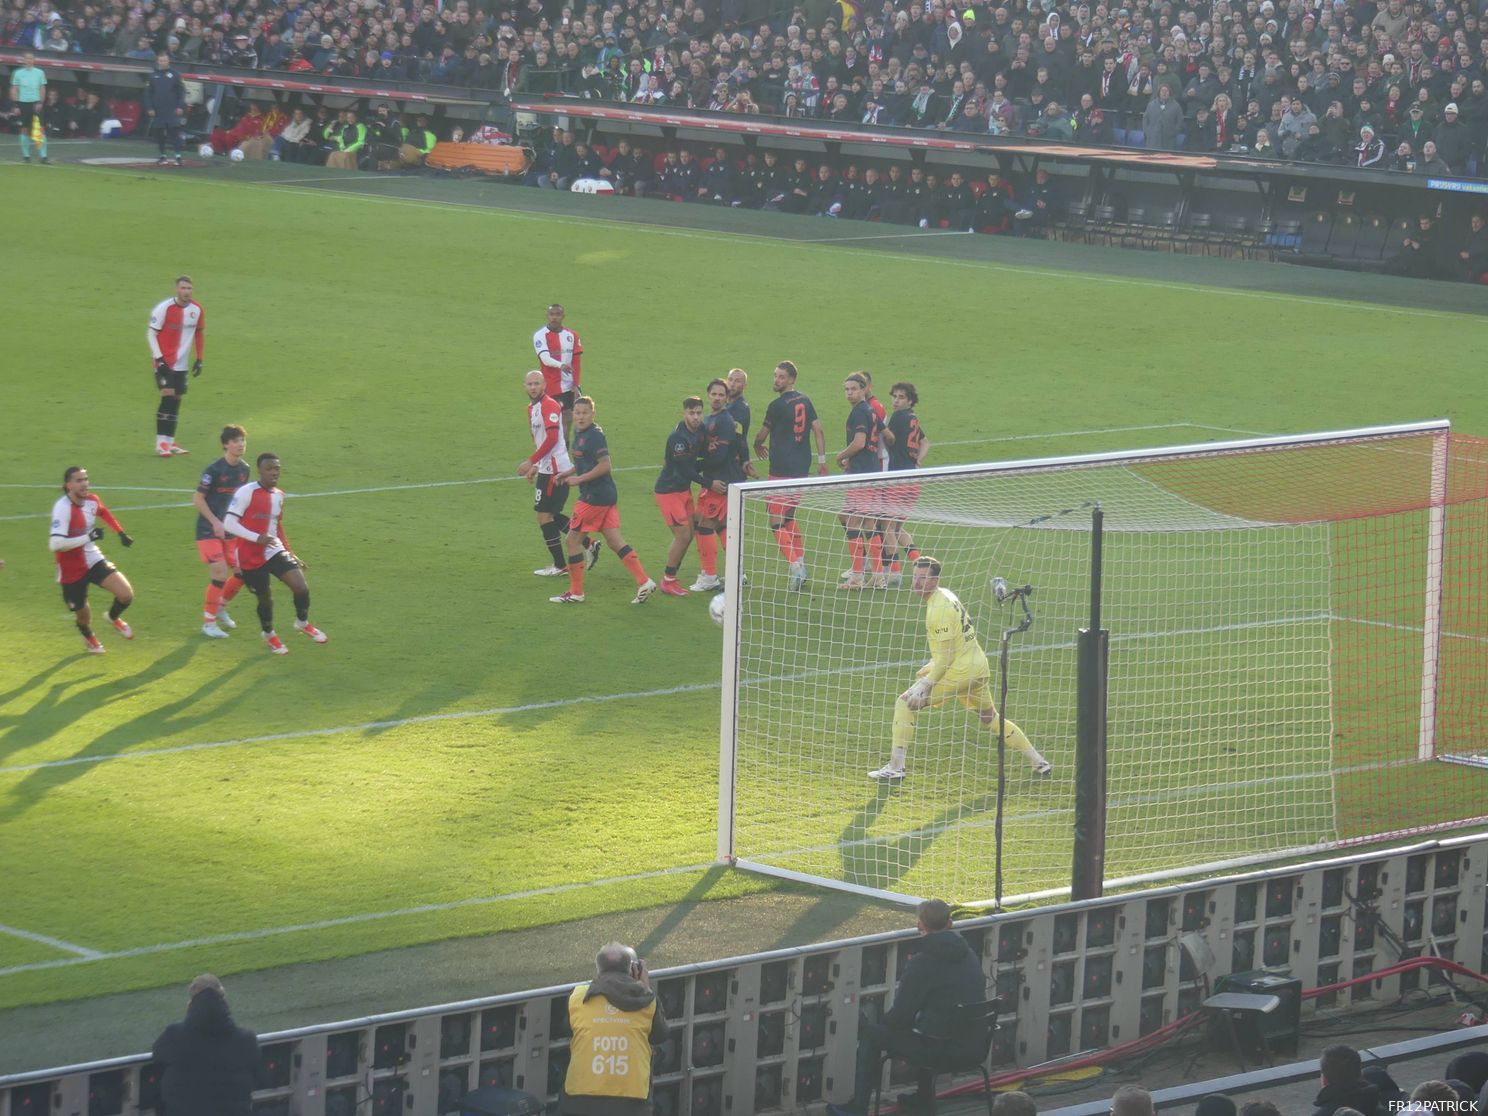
[240,551,299,593]
[154,367,188,395]
[533,472,570,516]
[555,390,576,412]
[60,560,118,611]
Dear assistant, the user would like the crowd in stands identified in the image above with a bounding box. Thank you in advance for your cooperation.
[7,0,1488,176]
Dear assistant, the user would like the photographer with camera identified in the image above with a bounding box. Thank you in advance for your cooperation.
[560,942,671,1116]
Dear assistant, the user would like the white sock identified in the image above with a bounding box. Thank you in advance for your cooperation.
[889,746,907,771]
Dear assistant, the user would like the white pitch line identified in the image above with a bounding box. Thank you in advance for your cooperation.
[0,609,1348,777]
[0,861,714,979]
[43,161,1486,322]
[0,424,1241,519]
[0,923,101,959]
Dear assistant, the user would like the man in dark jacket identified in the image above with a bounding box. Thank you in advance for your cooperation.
[829,900,988,1116]
[1310,1044,1382,1116]
[152,974,262,1116]
[144,51,187,165]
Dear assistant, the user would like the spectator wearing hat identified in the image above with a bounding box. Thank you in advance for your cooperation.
[152,974,262,1116]
[226,32,258,69]
[1354,123,1384,165]
[1433,102,1472,173]
[1400,102,1433,153]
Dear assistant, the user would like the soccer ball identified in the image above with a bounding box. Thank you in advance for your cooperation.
[198,143,214,158]
[709,593,726,627]
[229,148,246,162]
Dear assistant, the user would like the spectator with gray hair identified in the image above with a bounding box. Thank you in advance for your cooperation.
[559,942,671,1116]
[150,973,262,1116]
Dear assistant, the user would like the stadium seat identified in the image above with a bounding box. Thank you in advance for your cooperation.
[1299,211,1333,255]
[1326,212,1361,259]
[1179,212,1216,255]
[1353,215,1391,262]
[1148,210,1179,249]
[1059,201,1091,242]
[869,1000,1000,1116]
[1219,214,1257,258]
[1118,206,1148,248]
[1088,204,1119,245]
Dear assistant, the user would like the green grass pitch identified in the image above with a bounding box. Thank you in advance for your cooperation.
[0,154,1485,1011]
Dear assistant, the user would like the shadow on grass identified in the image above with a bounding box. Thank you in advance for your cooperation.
[632,866,739,960]
[0,641,235,822]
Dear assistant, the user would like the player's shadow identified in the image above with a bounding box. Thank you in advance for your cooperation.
[841,788,1002,893]
[0,644,199,763]
[0,642,210,822]
[0,658,75,713]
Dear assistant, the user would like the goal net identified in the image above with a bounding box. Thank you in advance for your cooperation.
[716,421,1488,906]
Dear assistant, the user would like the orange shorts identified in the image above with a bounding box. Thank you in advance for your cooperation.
[881,483,921,519]
[842,487,882,518]
[569,501,621,533]
[765,476,803,521]
[196,537,239,566]
[654,491,695,528]
[696,487,728,522]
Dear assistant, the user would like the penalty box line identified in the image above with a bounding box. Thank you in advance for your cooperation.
[0,862,714,979]
[0,423,1248,522]
[0,923,101,960]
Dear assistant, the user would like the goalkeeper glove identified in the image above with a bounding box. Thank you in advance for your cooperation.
[154,357,170,375]
[88,527,105,541]
[192,359,203,378]
[900,678,932,709]
[118,532,135,548]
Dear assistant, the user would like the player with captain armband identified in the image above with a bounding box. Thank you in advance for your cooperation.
[870,556,1052,782]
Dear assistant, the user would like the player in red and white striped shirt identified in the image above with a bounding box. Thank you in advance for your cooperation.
[147,275,205,458]
[224,452,327,655]
[532,303,583,442]
[48,467,138,654]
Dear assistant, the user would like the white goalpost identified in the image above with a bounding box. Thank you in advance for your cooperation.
[715,420,1488,907]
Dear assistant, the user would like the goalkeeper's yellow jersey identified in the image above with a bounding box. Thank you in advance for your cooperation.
[926,586,989,677]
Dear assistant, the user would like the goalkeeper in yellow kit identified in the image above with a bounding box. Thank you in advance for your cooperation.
[871,556,1052,782]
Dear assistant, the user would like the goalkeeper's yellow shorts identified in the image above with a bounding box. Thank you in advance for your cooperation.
[927,668,996,712]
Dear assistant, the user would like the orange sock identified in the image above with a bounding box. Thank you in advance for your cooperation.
[907,546,920,564]
[785,520,804,563]
[774,526,794,561]
[621,551,648,586]
[221,575,245,603]
[868,533,884,573]
[849,534,865,574]
[566,552,586,595]
[696,531,719,576]
[204,582,223,620]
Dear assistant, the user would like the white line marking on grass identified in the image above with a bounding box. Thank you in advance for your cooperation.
[0,424,1237,521]
[0,862,714,978]
[49,162,1485,321]
[0,681,721,774]
[0,923,101,959]
[255,174,396,185]
[0,609,1336,777]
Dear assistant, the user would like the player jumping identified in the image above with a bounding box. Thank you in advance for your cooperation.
[752,360,827,592]
[147,275,204,457]
[193,423,250,638]
[224,452,328,655]
[653,396,707,597]
[551,396,657,605]
[873,556,1051,782]
[49,467,137,654]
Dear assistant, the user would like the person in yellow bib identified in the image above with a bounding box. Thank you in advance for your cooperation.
[561,942,671,1116]
[872,555,1052,782]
